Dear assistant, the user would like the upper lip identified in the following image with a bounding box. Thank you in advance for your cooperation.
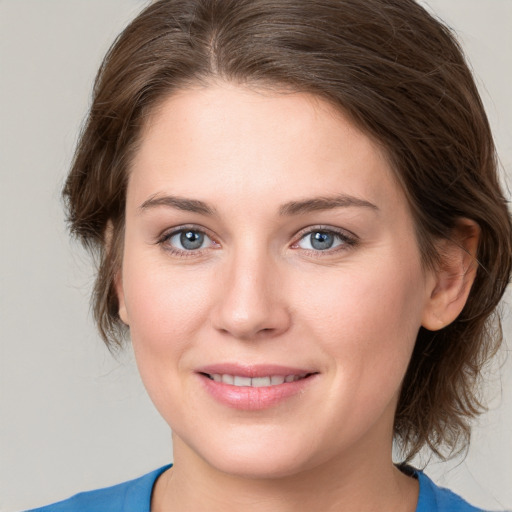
[196,363,317,378]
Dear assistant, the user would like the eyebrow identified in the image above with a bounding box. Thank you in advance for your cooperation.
[279,194,378,216]
[139,194,216,215]
[139,193,378,217]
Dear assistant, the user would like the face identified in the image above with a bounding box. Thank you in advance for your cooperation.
[117,83,437,478]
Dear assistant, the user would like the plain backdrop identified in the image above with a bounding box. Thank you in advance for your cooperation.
[0,1,511,511]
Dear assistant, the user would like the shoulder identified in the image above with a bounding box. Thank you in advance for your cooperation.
[416,470,490,512]
[24,465,171,512]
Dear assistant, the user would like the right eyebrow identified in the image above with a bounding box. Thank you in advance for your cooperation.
[279,194,378,216]
[138,194,216,216]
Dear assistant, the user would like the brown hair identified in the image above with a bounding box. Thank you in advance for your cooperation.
[64,0,512,460]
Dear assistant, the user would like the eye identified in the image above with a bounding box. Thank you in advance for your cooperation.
[161,228,215,252]
[295,229,356,252]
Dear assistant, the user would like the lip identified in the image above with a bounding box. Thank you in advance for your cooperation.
[196,363,318,410]
[197,363,316,378]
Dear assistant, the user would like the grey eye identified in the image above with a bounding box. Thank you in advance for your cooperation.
[297,231,345,251]
[181,230,204,250]
[169,229,209,250]
[310,232,334,250]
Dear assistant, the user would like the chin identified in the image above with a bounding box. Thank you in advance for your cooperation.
[178,426,321,480]
[209,450,313,480]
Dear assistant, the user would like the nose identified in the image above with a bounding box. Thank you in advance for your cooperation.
[211,249,291,341]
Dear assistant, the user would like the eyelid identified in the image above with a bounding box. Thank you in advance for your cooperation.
[154,224,358,256]
[156,224,220,254]
[291,225,359,252]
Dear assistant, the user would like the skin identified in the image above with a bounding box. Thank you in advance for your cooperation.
[116,83,478,511]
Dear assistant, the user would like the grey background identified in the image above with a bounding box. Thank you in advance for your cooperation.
[0,1,510,511]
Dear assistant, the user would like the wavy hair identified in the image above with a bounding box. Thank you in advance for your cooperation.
[63,0,512,460]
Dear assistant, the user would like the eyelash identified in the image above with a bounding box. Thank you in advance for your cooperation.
[156,225,219,258]
[156,225,358,257]
[291,225,358,256]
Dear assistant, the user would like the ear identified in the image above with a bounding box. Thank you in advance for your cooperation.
[115,269,129,326]
[422,219,480,331]
[105,221,129,326]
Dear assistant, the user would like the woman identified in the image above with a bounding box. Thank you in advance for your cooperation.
[25,0,511,510]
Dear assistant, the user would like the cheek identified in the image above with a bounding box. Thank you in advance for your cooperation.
[301,258,426,376]
[121,260,213,421]
[121,256,216,407]
[123,257,209,342]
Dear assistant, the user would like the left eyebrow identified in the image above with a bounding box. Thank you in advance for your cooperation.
[139,194,216,216]
[279,194,379,216]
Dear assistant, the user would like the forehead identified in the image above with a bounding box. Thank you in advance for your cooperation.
[128,83,403,213]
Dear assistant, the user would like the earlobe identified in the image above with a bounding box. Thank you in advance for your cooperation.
[115,271,129,326]
[105,220,129,326]
[422,219,480,331]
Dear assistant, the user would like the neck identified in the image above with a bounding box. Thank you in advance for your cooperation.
[152,436,418,512]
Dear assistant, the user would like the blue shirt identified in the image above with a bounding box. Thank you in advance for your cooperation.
[25,465,489,511]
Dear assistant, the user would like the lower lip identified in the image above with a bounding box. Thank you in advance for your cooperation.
[199,374,317,410]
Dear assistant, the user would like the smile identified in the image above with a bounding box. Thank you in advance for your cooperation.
[198,366,318,410]
[204,373,310,387]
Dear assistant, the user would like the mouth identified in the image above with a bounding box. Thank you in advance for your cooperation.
[197,366,318,410]
[196,364,318,409]
[200,372,314,387]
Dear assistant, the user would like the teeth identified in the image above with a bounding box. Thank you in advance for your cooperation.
[208,373,307,387]
[234,376,251,387]
[252,377,271,387]
[222,374,234,385]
